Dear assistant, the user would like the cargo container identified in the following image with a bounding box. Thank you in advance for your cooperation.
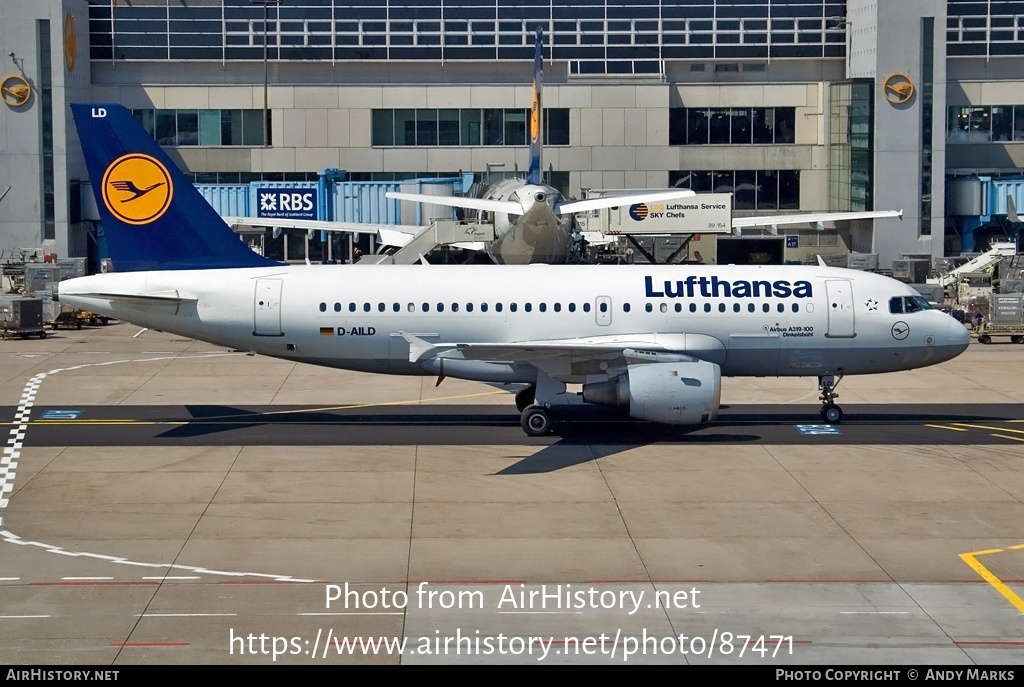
[0,298,46,339]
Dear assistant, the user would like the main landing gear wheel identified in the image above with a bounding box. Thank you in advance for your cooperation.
[521,406,552,437]
[515,385,536,413]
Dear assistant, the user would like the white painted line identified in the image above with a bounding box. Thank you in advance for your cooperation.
[142,576,201,580]
[0,615,49,619]
[0,352,317,583]
[0,577,20,581]
[839,611,911,615]
[138,613,238,618]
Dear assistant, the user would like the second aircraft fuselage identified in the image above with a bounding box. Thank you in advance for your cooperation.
[57,264,970,382]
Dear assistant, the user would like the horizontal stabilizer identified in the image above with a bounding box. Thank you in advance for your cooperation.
[386,191,524,216]
[66,291,196,305]
[733,209,903,229]
[556,189,697,215]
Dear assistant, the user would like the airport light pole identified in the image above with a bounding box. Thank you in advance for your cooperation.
[251,0,279,147]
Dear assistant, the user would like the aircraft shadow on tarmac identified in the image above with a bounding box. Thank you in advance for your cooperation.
[134,401,1024,474]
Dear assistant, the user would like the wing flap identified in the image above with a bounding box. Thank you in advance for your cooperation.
[401,332,726,366]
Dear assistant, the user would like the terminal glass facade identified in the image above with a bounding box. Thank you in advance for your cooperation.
[371,108,569,147]
[88,1,848,73]
[669,170,799,210]
[131,109,269,146]
[828,80,873,213]
[669,108,796,146]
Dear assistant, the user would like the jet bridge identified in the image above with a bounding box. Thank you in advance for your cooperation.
[360,218,495,265]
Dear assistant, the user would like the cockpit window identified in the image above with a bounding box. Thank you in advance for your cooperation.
[890,295,932,314]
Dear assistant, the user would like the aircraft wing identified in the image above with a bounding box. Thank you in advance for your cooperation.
[221,216,396,236]
[556,189,696,215]
[385,192,524,216]
[732,209,903,229]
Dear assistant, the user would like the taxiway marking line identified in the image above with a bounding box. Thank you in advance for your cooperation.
[959,548,1024,615]
[952,423,1024,435]
[925,424,968,432]
[991,434,1024,443]
[0,615,49,619]
[138,613,237,618]
[141,576,201,580]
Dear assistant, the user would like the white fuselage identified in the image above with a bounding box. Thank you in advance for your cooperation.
[56,264,969,385]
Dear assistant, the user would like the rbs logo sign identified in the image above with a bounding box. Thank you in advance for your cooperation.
[256,187,318,220]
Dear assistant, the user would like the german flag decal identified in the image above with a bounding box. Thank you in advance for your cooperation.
[319,327,333,336]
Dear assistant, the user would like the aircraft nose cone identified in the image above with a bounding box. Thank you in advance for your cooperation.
[945,314,971,354]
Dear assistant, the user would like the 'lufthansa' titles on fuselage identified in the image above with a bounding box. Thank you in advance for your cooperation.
[645,275,813,299]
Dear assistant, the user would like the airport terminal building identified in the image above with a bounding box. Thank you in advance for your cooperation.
[1,0,1023,269]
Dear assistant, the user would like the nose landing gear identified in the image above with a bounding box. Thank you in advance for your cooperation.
[818,372,845,424]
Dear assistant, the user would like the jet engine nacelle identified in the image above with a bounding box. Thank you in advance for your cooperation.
[582,361,721,425]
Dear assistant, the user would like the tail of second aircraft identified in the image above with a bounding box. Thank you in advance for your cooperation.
[527,26,543,186]
[70,103,278,272]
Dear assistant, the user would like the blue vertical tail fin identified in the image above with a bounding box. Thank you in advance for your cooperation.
[71,103,278,272]
[527,27,544,186]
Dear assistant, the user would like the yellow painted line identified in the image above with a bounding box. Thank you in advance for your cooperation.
[258,390,508,417]
[991,434,1024,443]
[925,424,968,432]
[959,549,1024,615]
[953,423,1024,436]
[1009,420,1024,423]
[1010,544,1024,551]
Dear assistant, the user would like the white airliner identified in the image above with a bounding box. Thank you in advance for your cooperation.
[60,103,971,436]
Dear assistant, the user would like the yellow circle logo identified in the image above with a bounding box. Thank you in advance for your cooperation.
[882,73,914,105]
[65,14,77,73]
[1,75,31,108]
[101,154,173,226]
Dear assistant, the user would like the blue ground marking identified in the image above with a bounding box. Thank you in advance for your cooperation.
[794,424,842,435]
[40,410,82,420]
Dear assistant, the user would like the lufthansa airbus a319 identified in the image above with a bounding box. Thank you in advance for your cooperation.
[57,102,970,436]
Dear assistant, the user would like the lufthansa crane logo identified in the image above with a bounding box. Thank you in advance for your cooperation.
[1,75,31,108]
[891,321,910,340]
[882,73,914,105]
[101,154,173,225]
[64,13,77,73]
